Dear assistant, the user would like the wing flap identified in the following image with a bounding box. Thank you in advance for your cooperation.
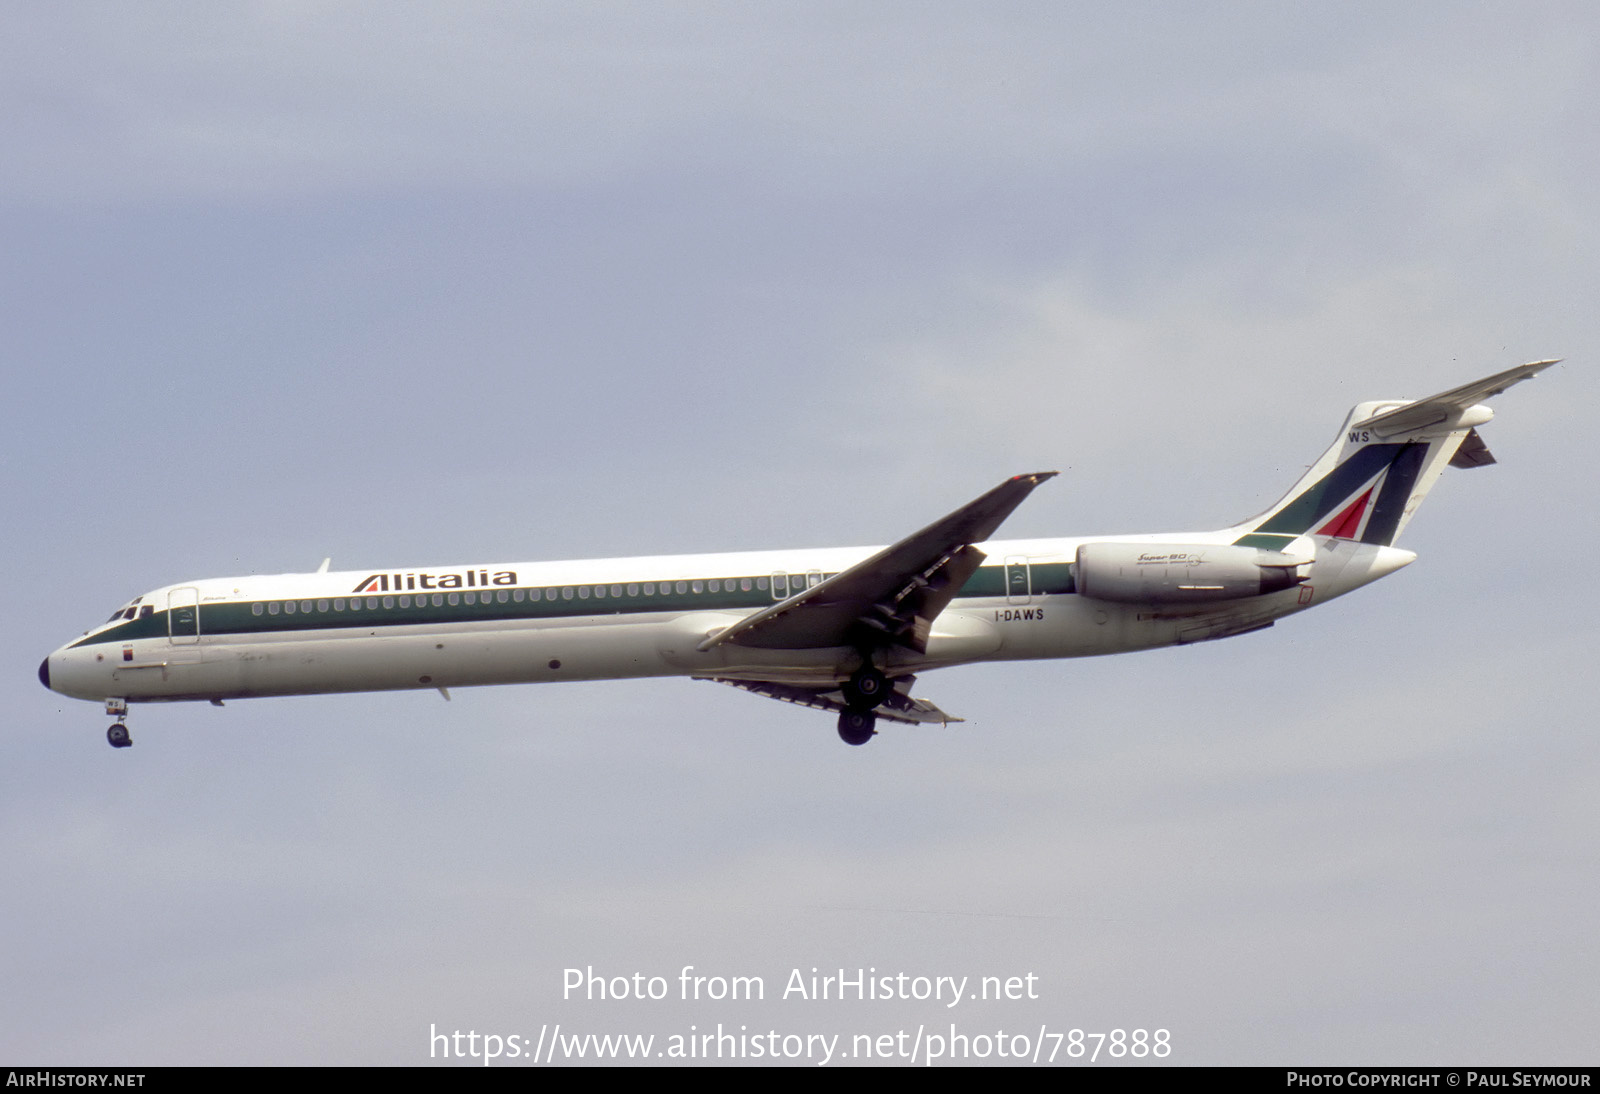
[698,675,963,726]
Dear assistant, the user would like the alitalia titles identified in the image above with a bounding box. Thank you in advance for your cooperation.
[352,570,518,594]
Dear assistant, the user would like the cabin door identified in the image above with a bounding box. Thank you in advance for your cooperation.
[168,587,200,644]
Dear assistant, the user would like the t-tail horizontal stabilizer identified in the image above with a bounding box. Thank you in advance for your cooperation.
[1235,359,1560,549]
[1352,359,1560,438]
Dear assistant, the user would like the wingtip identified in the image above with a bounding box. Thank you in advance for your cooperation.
[1012,471,1059,484]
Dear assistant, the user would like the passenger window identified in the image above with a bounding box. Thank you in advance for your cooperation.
[252,603,263,616]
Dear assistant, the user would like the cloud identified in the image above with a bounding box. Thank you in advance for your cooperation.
[7,3,1592,211]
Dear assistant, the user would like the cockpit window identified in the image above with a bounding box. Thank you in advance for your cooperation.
[104,600,149,625]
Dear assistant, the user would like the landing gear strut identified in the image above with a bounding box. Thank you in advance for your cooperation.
[840,664,890,712]
[837,661,890,745]
[105,698,131,749]
[837,709,876,746]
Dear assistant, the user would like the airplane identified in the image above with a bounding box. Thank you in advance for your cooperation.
[39,361,1558,749]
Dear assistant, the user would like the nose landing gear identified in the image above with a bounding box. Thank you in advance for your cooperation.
[104,698,131,749]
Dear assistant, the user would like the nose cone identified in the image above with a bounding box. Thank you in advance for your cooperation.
[39,656,51,691]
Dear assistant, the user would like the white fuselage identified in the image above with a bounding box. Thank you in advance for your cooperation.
[41,532,1414,707]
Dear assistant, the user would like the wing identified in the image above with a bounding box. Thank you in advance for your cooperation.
[697,471,1058,654]
[697,675,963,726]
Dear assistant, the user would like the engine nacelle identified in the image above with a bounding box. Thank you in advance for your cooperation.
[1075,541,1312,605]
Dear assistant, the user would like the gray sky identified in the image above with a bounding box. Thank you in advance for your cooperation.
[5,2,1596,1066]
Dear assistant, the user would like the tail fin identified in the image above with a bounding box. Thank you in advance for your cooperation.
[1231,360,1559,549]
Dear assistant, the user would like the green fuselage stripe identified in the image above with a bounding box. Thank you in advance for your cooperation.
[71,563,1078,647]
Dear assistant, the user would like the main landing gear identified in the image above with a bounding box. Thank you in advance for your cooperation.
[837,710,876,746]
[835,664,891,746]
[105,698,131,749]
[839,665,889,711]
